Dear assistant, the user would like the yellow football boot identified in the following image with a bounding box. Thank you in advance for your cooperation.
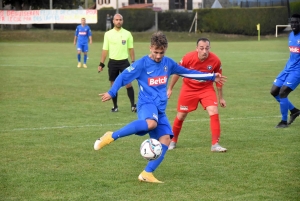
[138,170,164,183]
[94,131,114,150]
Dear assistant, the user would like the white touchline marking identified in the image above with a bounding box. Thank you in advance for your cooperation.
[2,116,281,132]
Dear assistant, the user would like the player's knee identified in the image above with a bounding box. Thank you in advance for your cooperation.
[146,119,157,130]
[270,85,280,97]
[279,90,289,98]
[279,86,292,98]
[177,112,187,121]
[159,136,171,147]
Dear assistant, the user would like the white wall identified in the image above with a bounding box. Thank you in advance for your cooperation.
[96,0,203,10]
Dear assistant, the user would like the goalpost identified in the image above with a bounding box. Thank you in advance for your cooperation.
[275,25,291,37]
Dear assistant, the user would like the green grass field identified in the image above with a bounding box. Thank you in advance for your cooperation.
[0,35,299,200]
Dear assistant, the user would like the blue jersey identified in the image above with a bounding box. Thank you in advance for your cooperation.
[108,55,215,113]
[75,25,92,45]
[285,32,300,72]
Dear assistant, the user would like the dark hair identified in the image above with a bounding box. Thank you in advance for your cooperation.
[291,14,300,18]
[196,38,210,45]
[150,31,168,49]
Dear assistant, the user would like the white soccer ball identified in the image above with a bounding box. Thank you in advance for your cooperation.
[140,138,162,161]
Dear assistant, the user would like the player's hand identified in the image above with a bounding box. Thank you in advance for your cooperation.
[220,98,226,108]
[214,73,227,85]
[98,66,103,73]
[167,88,172,99]
[99,92,111,102]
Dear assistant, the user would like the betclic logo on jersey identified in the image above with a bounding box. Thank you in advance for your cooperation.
[289,46,300,53]
[148,76,167,86]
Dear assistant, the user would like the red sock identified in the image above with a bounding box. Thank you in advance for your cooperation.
[210,114,220,145]
[172,116,184,143]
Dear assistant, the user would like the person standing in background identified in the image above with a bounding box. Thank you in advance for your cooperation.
[74,17,92,68]
[106,14,112,31]
[98,14,136,113]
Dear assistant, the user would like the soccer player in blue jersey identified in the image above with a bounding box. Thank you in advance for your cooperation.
[93,32,227,183]
[74,18,92,68]
[270,13,300,128]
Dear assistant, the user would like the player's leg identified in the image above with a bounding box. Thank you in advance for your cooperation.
[169,88,198,150]
[286,74,300,124]
[281,74,300,125]
[271,72,300,127]
[120,60,136,111]
[125,83,136,112]
[94,103,158,150]
[82,44,88,68]
[169,112,187,150]
[270,72,291,127]
[139,113,172,183]
[76,45,82,68]
[270,84,298,119]
[108,60,120,111]
[202,91,227,152]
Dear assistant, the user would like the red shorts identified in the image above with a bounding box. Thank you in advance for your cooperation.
[177,87,217,112]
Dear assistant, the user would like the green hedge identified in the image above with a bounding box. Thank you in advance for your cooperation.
[194,7,288,35]
[290,2,300,16]
[32,7,288,35]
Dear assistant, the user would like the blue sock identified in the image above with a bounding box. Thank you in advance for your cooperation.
[280,98,289,121]
[145,144,168,173]
[275,95,294,110]
[84,54,87,64]
[112,120,148,140]
[77,54,81,62]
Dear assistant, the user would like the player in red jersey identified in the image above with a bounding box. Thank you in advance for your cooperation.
[167,38,227,152]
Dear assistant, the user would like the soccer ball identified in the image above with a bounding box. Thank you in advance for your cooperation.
[140,138,162,161]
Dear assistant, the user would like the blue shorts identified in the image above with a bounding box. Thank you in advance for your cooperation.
[274,70,300,90]
[135,103,173,140]
[77,43,89,52]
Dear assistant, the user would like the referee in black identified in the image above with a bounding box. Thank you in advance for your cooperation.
[98,14,136,112]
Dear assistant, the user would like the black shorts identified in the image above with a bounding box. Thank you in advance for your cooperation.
[108,59,130,81]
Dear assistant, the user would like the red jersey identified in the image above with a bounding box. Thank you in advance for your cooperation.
[179,51,222,90]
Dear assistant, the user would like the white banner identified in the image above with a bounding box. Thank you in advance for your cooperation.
[0,10,98,24]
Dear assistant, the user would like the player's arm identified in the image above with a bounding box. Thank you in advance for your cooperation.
[98,33,108,72]
[167,74,180,99]
[101,62,141,100]
[173,63,226,85]
[215,61,226,107]
[74,28,78,45]
[129,48,135,63]
[88,27,92,44]
[74,36,77,45]
[128,33,135,63]
[216,87,226,108]
[98,50,108,72]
